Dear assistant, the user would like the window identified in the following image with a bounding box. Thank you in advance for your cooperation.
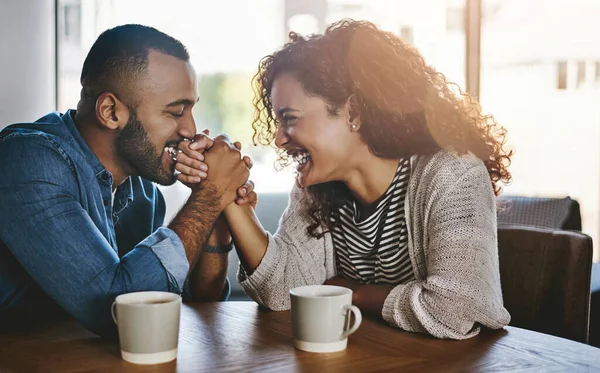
[446,7,464,31]
[577,61,586,88]
[62,1,81,44]
[481,0,600,260]
[400,26,414,45]
[57,0,465,221]
[287,14,320,36]
[557,61,567,90]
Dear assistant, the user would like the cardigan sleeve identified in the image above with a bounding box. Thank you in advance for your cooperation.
[381,157,511,339]
[238,185,336,311]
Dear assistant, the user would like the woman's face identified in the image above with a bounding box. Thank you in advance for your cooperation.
[271,73,358,187]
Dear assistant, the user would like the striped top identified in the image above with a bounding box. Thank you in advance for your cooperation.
[331,159,414,285]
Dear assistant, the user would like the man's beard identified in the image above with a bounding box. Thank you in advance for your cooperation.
[116,108,177,186]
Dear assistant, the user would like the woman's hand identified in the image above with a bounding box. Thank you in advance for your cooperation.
[325,276,393,317]
[228,138,255,207]
[324,275,360,292]
[174,129,212,185]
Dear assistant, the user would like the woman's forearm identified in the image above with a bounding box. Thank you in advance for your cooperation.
[223,203,269,275]
[354,284,394,318]
[324,276,393,318]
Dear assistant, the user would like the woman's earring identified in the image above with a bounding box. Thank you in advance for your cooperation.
[351,124,357,130]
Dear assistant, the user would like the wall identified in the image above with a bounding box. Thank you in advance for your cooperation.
[0,0,56,129]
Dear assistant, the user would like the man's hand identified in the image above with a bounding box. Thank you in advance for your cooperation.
[202,134,250,209]
[176,130,255,204]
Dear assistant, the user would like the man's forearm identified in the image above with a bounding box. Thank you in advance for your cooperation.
[207,215,232,246]
[188,215,231,300]
[168,184,222,267]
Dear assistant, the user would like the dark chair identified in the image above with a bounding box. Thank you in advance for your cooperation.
[497,195,600,346]
[590,262,600,347]
[497,195,582,231]
[498,226,593,343]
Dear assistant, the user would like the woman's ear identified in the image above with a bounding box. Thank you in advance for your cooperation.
[346,94,361,131]
[95,92,129,130]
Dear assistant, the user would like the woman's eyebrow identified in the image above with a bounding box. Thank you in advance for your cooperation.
[277,107,301,116]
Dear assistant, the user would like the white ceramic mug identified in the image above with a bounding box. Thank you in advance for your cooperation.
[111,291,181,365]
[290,285,362,353]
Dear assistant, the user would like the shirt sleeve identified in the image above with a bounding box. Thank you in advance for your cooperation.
[0,135,189,336]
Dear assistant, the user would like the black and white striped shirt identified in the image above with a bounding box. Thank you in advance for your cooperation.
[331,159,414,285]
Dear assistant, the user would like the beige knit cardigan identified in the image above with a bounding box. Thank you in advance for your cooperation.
[238,151,511,339]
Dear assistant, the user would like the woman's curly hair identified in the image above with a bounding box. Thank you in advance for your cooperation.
[252,19,512,238]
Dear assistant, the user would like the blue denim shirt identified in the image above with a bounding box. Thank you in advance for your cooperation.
[0,111,199,336]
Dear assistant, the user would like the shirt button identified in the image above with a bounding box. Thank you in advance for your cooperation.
[104,199,109,206]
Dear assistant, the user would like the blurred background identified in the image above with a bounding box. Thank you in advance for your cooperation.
[1,0,599,260]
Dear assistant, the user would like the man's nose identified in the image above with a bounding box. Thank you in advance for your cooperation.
[179,113,196,139]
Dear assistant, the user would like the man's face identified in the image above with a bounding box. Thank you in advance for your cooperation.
[116,108,176,185]
[116,49,198,185]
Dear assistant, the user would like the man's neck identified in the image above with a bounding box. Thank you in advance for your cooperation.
[73,114,130,190]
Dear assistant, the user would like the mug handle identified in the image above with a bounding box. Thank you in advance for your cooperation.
[341,305,362,339]
[111,302,118,325]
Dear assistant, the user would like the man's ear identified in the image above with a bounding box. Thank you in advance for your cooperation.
[95,92,129,130]
[346,94,361,130]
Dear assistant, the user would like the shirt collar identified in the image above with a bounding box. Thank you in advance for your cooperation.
[113,177,134,215]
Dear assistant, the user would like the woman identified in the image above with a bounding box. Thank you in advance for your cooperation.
[225,19,512,339]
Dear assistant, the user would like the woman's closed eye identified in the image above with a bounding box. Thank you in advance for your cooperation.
[282,116,298,127]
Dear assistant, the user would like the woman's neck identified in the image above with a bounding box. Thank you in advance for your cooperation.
[343,154,400,205]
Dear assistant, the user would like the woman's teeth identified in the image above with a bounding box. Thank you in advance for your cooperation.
[164,146,178,161]
[294,151,311,166]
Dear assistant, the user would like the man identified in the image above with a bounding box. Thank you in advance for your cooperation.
[0,25,252,336]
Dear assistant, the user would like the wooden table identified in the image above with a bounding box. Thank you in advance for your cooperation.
[0,302,599,372]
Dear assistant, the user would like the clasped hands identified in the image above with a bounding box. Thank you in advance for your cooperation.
[173,129,257,209]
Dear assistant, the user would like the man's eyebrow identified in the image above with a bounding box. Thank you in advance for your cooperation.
[165,97,200,108]
[277,107,300,116]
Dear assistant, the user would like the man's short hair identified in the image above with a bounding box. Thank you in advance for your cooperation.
[80,24,189,105]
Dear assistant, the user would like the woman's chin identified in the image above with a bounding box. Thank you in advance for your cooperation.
[296,171,313,188]
[296,171,328,188]
[296,161,334,188]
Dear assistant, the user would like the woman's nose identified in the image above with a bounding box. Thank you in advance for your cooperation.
[274,126,290,148]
